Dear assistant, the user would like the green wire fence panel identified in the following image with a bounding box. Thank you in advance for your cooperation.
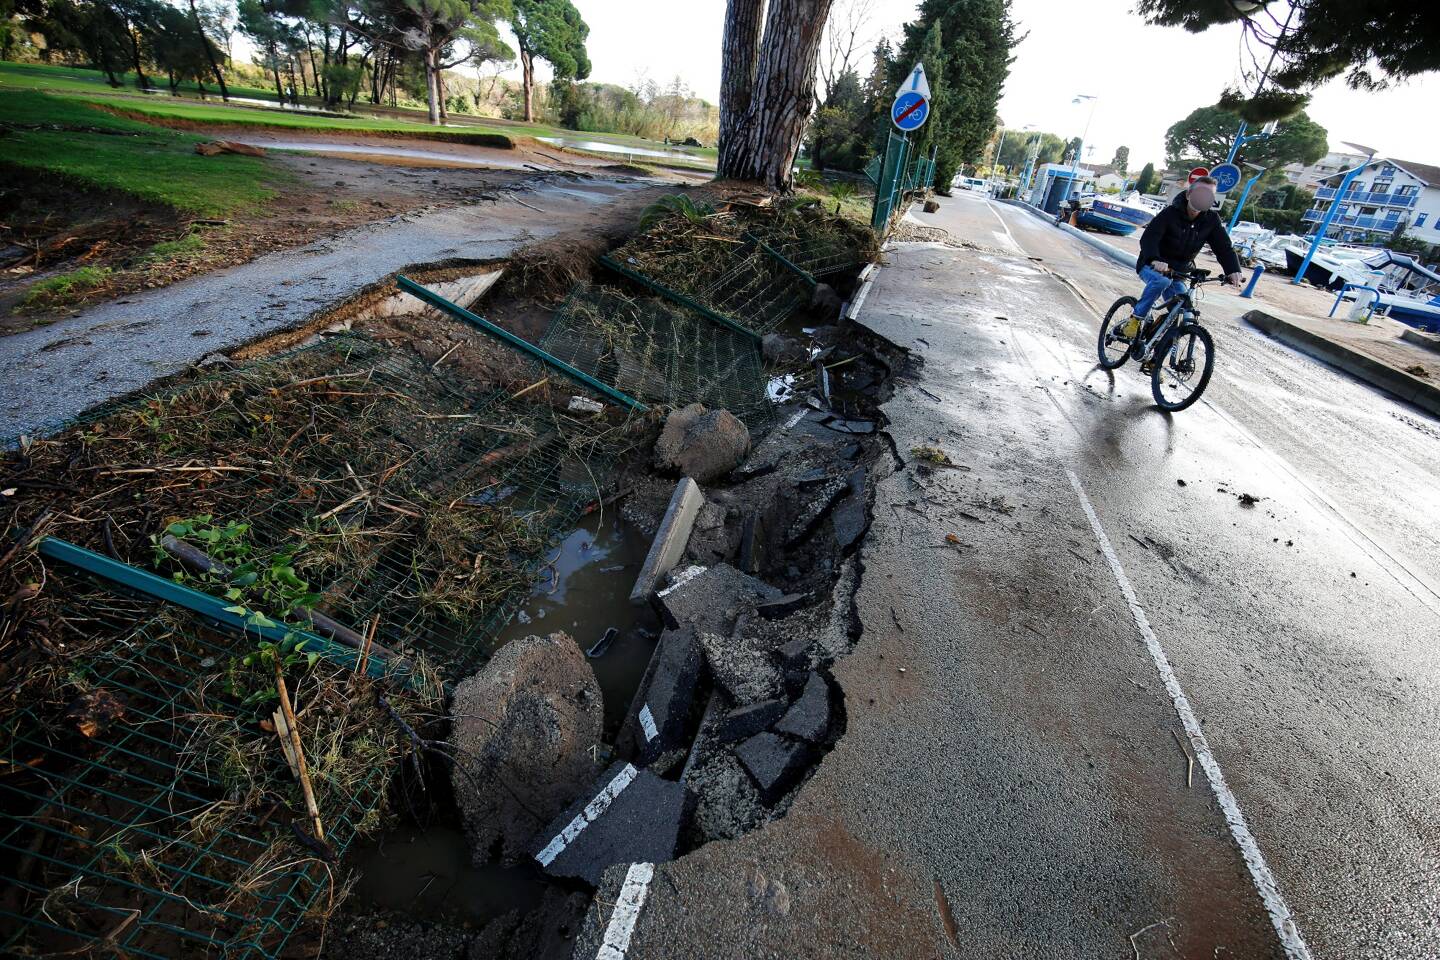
[540,284,772,429]
[607,238,812,336]
[3,335,616,684]
[0,575,436,959]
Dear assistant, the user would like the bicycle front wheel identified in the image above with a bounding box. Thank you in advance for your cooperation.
[1151,324,1214,411]
[1097,296,1138,370]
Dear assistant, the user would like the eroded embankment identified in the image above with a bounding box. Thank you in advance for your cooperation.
[0,188,890,960]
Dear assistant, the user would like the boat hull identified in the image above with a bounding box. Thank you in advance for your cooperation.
[1285,247,1348,289]
[1076,200,1151,236]
[1382,297,1440,333]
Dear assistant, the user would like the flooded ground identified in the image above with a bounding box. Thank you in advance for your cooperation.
[348,826,549,924]
[223,137,583,171]
[536,136,711,167]
[493,510,658,736]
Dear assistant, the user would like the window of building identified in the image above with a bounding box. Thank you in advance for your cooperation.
[1416,213,1428,228]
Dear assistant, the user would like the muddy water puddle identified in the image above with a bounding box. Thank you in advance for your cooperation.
[229,139,545,170]
[536,136,711,166]
[348,826,547,924]
[493,510,658,736]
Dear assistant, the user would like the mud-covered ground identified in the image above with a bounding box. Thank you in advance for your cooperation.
[0,132,688,333]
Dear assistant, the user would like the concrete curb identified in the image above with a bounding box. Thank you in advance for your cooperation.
[999,199,1138,270]
[629,478,705,604]
[1400,328,1440,355]
[1245,310,1440,418]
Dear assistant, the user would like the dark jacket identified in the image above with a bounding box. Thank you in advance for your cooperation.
[1137,192,1240,277]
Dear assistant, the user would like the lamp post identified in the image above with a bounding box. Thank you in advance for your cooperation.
[1020,127,1042,199]
[1063,95,1097,204]
[993,123,1034,197]
[1291,154,1375,285]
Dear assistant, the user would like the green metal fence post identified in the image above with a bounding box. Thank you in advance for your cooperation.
[396,275,649,411]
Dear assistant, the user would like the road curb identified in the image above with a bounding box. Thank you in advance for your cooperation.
[1401,328,1440,354]
[1245,309,1440,418]
[999,199,1138,270]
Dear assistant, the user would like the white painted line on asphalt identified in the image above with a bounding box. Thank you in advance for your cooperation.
[536,763,638,867]
[983,198,1024,255]
[595,861,655,960]
[638,704,658,742]
[1065,469,1313,960]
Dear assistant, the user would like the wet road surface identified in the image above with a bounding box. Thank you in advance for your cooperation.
[614,193,1438,959]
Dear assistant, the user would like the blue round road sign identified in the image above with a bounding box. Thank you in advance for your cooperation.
[1209,162,1242,193]
[892,91,929,132]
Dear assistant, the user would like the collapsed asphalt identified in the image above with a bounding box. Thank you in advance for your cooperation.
[590,193,1439,959]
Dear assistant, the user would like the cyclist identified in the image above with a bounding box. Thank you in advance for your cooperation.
[1122,177,1243,345]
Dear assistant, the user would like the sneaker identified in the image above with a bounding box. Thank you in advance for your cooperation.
[1121,314,1144,339]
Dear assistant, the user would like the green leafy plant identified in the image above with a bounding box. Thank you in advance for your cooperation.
[637,193,717,231]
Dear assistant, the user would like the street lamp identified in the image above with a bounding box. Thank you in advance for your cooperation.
[992,123,1035,196]
[1063,95,1098,204]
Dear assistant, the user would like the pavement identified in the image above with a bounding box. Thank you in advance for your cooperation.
[0,176,655,440]
[604,191,1440,959]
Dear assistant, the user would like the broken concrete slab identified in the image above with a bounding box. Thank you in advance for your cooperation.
[682,499,738,567]
[450,633,603,866]
[756,593,808,621]
[832,467,869,551]
[617,626,703,769]
[655,563,783,635]
[735,732,813,804]
[714,698,786,743]
[697,628,785,706]
[629,477,705,605]
[773,672,832,744]
[530,760,689,886]
[654,403,751,482]
[785,477,850,545]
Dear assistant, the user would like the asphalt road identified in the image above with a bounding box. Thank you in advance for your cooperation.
[610,193,1439,960]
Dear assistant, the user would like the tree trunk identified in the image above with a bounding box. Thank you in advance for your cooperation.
[437,67,448,121]
[717,0,765,175]
[187,0,229,100]
[719,0,835,188]
[126,24,150,89]
[425,46,441,125]
[520,47,534,121]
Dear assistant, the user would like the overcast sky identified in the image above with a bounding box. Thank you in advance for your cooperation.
[551,0,1438,167]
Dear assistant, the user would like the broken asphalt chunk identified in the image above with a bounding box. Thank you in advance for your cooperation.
[619,627,703,767]
[785,477,849,545]
[735,732,813,804]
[715,699,787,743]
[656,563,783,634]
[756,593,808,621]
[531,760,689,886]
[772,673,832,744]
[821,417,875,435]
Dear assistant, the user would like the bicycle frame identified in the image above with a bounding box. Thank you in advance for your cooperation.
[1135,279,1202,363]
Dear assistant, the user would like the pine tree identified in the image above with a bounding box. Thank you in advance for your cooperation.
[889,0,1017,191]
[1135,162,1157,195]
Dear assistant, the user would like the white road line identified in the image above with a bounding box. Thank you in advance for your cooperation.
[595,862,655,960]
[983,198,1024,254]
[1065,469,1312,960]
[535,763,638,867]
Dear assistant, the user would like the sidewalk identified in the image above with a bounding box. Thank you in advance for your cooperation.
[1243,308,1440,417]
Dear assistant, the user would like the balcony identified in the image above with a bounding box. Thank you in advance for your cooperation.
[1301,209,1403,232]
[1314,186,1419,207]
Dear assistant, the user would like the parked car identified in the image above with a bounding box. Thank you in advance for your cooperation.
[952,176,991,195]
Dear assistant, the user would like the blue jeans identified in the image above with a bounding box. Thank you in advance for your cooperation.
[1133,265,1186,317]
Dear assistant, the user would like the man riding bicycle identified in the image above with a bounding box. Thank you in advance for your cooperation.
[1122,177,1243,350]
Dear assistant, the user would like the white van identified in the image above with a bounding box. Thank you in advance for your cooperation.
[952,176,991,195]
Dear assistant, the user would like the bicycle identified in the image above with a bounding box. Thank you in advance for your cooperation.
[1096,266,1223,412]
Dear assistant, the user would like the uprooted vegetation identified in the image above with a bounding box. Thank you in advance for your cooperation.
[0,186,889,958]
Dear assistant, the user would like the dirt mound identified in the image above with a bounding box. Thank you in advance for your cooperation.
[450,632,604,866]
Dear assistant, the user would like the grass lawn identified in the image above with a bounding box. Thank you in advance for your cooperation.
[1,90,277,216]
[0,60,720,163]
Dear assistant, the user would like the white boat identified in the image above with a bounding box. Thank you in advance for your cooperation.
[1284,241,1387,289]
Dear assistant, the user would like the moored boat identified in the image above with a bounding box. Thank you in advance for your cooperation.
[1075,194,1154,236]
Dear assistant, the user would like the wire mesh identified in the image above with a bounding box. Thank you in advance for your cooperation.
[540,284,772,429]
[4,335,616,684]
[0,570,432,959]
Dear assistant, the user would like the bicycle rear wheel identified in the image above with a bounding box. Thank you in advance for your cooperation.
[1151,324,1214,411]
[1097,296,1137,370]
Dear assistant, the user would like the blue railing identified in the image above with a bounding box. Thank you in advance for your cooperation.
[1314,187,1419,207]
[1302,209,1404,231]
